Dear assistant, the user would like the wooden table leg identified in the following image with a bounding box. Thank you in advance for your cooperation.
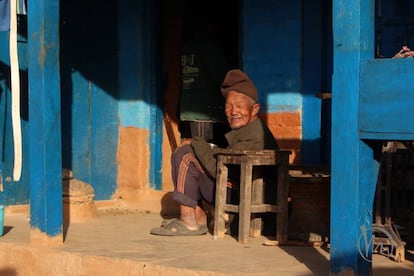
[213,156,228,238]
[276,161,289,244]
[239,158,253,244]
[250,176,264,237]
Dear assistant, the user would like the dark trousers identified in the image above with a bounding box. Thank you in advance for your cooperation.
[171,144,215,208]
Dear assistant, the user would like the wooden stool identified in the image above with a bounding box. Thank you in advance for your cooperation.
[213,149,291,244]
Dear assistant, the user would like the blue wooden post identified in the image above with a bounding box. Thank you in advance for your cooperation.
[147,1,163,190]
[331,0,377,274]
[27,0,63,244]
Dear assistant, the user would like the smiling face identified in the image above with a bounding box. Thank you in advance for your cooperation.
[224,91,260,129]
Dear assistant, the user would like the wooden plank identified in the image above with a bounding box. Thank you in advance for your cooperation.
[223,204,239,213]
[238,159,253,244]
[214,150,291,245]
[263,240,325,247]
[251,177,264,237]
[276,161,289,244]
[213,156,229,238]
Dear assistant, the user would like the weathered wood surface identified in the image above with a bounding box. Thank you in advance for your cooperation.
[213,150,291,244]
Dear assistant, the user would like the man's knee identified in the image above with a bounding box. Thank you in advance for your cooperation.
[171,145,197,174]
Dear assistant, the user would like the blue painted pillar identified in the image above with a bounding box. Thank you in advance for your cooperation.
[27,1,63,244]
[331,0,377,274]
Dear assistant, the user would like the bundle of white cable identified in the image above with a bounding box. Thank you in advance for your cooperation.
[10,0,22,181]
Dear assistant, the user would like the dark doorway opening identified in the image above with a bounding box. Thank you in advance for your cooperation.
[160,0,239,147]
[180,1,239,69]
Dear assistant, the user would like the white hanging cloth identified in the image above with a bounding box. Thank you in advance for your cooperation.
[10,0,22,181]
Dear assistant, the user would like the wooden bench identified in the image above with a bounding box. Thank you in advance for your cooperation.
[213,149,291,244]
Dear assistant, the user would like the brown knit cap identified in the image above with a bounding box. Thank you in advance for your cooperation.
[221,69,258,102]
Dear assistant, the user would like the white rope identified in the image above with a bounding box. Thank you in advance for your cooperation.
[10,0,22,181]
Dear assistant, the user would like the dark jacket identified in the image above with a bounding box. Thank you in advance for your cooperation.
[190,118,279,178]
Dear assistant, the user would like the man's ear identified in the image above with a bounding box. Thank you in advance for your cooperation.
[252,103,260,116]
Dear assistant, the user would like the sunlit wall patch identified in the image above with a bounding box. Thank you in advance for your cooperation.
[262,92,302,113]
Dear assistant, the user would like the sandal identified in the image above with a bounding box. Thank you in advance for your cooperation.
[160,218,177,227]
[150,218,208,236]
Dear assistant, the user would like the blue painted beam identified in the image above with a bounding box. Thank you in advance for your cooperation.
[147,1,162,189]
[331,0,377,274]
[360,58,414,139]
[27,0,63,240]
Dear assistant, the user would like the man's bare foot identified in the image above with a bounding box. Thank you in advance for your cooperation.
[195,205,207,226]
[179,204,203,230]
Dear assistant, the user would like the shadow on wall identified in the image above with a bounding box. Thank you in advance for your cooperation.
[0,269,17,276]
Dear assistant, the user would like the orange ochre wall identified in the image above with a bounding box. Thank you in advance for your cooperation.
[115,126,151,205]
[264,111,302,164]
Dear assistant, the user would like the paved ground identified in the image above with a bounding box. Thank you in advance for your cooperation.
[0,209,414,275]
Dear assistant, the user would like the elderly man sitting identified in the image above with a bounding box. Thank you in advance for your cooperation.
[151,69,279,236]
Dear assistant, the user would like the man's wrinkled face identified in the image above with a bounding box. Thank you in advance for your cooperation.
[224,91,259,129]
